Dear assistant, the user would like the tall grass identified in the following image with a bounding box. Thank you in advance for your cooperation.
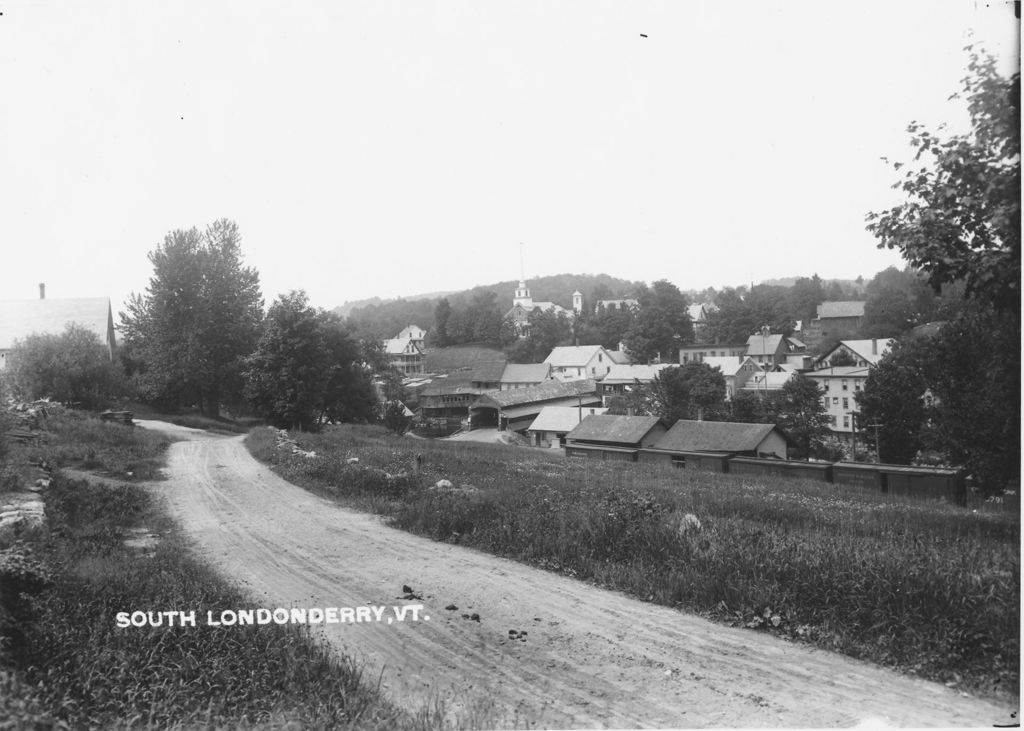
[0,413,454,729]
[248,425,1020,700]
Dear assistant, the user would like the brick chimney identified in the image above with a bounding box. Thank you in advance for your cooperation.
[871,338,877,355]
[39,282,45,300]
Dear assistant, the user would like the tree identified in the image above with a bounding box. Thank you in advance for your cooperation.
[866,48,1020,316]
[861,266,938,338]
[432,298,452,347]
[771,375,831,460]
[120,220,263,415]
[3,324,124,409]
[632,364,727,424]
[624,280,693,362]
[863,47,1020,493]
[244,291,377,431]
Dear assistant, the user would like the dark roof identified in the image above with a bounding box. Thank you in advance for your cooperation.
[473,378,597,408]
[470,359,507,383]
[566,414,666,444]
[653,420,786,453]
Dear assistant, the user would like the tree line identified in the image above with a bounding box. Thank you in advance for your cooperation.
[3,220,383,432]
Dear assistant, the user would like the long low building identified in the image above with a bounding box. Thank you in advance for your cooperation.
[564,415,791,463]
[468,379,601,433]
[563,415,670,461]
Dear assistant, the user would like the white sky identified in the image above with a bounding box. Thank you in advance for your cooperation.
[0,1,1019,315]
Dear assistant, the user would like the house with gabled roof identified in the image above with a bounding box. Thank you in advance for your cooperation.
[804,365,870,439]
[803,300,867,349]
[807,340,889,443]
[0,285,116,369]
[597,363,673,405]
[564,414,669,461]
[396,324,426,349]
[383,336,425,375]
[744,332,806,369]
[543,345,616,381]
[526,405,608,448]
[469,378,600,432]
[703,356,760,399]
[815,339,893,368]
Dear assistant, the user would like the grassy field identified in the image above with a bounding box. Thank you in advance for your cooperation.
[0,412,444,729]
[247,424,1021,702]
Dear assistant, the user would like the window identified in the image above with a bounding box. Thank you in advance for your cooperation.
[843,398,849,409]
[822,397,829,409]
[854,380,862,391]
[842,379,848,391]
[598,353,603,362]
[830,415,837,426]
[591,367,596,375]
[832,397,839,405]
[843,415,850,428]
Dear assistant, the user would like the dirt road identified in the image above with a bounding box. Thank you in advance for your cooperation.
[141,422,1014,728]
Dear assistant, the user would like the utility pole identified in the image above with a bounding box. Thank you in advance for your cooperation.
[866,420,882,463]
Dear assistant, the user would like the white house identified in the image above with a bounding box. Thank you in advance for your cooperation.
[703,356,760,399]
[543,345,616,381]
[0,285,116,369]
[382,337,424,376]
[396,324,426,349]
[816,339,893,368]
[526,405,608,448]
[804,366,872,440]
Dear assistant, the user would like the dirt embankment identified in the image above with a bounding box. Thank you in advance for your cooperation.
[140,421,1016,729]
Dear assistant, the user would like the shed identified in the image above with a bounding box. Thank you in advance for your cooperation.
[563,415,669,461]
[833,462,966,505]
[526,405,608,448]
[650,420,789,459]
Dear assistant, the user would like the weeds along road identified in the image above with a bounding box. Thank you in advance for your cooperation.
[140,421,1012,729]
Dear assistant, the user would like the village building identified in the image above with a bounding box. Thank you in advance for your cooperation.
[738,369,795,394]
[802,301,866,348]
[0,285,117,369]
[382,336,425,376]
[468,378,600,432]
[815,339,893,368]
[642,419,790,465]
[678,342,746,364]
[543,344,617,381]
[526,405,608,448]
[499,362,553,390]
[563,414,669,461]
[396,324,426,349]
[804,366,871,441]
[505,279,574,337]
[594,298,638,314]
[702,356,760,399]
[596,363,673,405]
[744,332,807,369]
[688,303,714,343]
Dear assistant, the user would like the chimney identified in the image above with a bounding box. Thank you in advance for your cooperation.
[871,338,877,355]
[39,283,45,300]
